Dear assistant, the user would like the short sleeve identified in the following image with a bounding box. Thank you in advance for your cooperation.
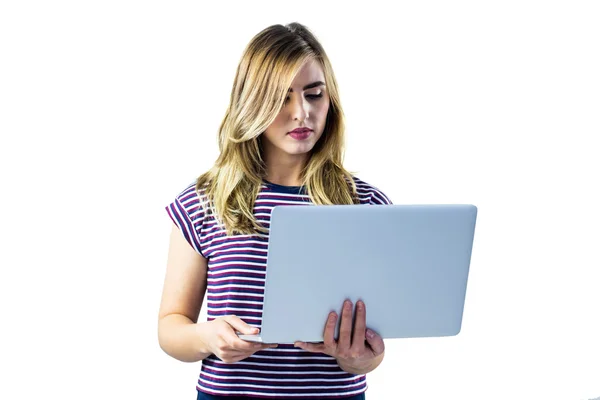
[369,186,393,205]
[164,183,207,257]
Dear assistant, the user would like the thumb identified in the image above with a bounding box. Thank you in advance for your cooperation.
[224,315,259,335]
[365,329,385,355]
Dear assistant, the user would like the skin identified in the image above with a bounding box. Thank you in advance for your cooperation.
[294,300,385,375]
[261,58,330,187]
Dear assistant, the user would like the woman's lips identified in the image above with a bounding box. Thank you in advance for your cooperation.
[288,130,312,140]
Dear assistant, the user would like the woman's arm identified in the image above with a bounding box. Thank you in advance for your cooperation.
[158,223,279,363]
[157,223,211,362]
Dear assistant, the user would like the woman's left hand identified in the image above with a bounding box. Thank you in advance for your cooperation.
[294,299,385,374]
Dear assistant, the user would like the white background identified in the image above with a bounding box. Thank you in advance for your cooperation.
[1,1,599,399]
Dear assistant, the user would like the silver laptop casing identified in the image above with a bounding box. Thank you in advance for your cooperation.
[238,204,477,344]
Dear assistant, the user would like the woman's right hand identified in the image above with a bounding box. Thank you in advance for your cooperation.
[201,315,277,363]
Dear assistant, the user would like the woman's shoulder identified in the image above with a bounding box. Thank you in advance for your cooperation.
[164,179,213,257]
[166,179,212,224]
[350,175,393,205]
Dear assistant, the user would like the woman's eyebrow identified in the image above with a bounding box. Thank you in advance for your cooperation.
[288,81,325,92]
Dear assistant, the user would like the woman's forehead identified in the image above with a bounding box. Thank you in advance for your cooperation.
[289,60,325,90]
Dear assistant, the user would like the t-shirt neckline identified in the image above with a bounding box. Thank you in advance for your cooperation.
[262,179,306,194]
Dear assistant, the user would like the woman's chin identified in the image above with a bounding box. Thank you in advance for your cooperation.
[290,143,316,153]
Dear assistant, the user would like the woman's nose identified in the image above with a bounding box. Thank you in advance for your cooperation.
[289,96,309,121]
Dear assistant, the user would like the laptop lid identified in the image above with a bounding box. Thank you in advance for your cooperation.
[256,204,477,344]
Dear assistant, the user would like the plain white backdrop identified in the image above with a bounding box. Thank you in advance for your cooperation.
[1,1,599,399]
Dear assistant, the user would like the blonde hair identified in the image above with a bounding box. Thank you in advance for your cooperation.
[196,22,359,236]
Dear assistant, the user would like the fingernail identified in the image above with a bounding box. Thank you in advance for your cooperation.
[357,301,364,310]
[366,329,374,339]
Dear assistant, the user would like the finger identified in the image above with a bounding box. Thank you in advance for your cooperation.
[351,300,367,351]
[255,343,279,351]
[216,348,247,362]
[219,317,273,351]
[365,328,385,356]
[220,350,257,363]
[231,336,277,352]
[224,315,260,335]
[337,299,353,350]
[294,341,327,354]
[239,342,278,354]
[323,311,338,352]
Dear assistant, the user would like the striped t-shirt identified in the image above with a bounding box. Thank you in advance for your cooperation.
[165,176,392,398]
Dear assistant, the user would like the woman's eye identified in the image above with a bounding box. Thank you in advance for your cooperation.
[284,93,323,103]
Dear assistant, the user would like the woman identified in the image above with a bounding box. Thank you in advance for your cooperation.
[159,22,393,399]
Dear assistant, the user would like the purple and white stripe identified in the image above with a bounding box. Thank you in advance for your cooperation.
[165,177,392,397]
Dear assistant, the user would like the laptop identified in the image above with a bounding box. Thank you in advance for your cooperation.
[237,204,477,344]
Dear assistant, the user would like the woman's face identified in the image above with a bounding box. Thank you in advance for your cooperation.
[261,59,330,162]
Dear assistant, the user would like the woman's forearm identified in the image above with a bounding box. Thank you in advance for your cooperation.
[158,314,212,363]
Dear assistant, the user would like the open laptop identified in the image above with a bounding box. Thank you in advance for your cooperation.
[237,204,477,344]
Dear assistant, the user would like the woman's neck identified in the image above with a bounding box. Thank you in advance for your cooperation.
[264,157,307,187]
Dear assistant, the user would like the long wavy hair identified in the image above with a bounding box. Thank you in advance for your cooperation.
[196,22,359,236]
